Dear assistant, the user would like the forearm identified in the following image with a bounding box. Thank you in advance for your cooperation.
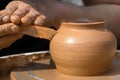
[51,1,86,27]
[16,0,85,27]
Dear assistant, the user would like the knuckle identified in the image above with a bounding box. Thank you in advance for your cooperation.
[34,16,45,25]
[27,12,37,20]
[11,15,20,24]
[21,17,28,24]
[6,1,18,8]
[40,15,46,20]
[13,10,27,17]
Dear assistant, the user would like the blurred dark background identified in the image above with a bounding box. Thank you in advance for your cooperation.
[0,0,12,10]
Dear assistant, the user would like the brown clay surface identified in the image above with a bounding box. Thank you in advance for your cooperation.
[50,21,117,76]
[10,51,120,80]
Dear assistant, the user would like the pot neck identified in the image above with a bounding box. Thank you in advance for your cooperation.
[59,21,106,32]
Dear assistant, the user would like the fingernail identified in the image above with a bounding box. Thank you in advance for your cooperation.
[40,15,46,19]
[36,20,44,26]
[11,15,20,24]
[2,16,10,22]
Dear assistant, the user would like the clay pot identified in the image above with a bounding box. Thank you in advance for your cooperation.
[50,18,117,76]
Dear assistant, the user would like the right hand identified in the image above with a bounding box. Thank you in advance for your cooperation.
[0,0,65,28]
[0,1,46,26]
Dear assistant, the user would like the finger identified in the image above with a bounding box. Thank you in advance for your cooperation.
[2,15,10,23]
[0,1,19,24]
[0,10,10,24]
[34,15,46,26]
[10,6,30,24]
[21,10,39,26]
[5,1,18,15]
[0,33,23,50]
[0,23,19,37]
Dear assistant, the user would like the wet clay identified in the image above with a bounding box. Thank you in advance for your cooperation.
[50,19,117,76]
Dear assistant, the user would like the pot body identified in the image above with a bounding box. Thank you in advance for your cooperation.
[50,20,117,76]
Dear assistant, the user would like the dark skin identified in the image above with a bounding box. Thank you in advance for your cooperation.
[0,0,120,49]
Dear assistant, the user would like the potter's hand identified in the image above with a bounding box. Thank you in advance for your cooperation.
[0,0,62,26]
[0,1,46,26]
[0,23,23,50]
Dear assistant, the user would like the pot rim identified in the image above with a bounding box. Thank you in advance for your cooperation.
[61,18,105,25]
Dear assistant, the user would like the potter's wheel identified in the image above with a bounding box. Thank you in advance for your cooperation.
[0,51,49,80]
[10,50,120,80]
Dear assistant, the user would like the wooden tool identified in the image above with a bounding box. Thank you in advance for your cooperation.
[21,25,57,40]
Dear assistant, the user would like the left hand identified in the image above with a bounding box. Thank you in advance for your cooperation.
[0,23,23,50]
